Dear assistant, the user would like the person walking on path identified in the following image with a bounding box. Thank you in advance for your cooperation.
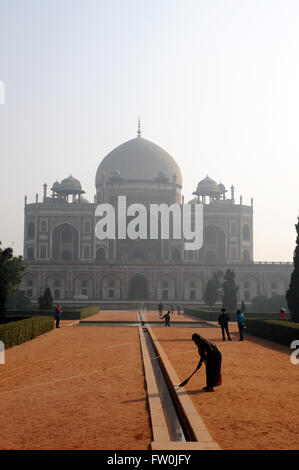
[218,308,232,341]
[54,304,62,328]
[236,309,246,341]
[158,302,163,318]
[192,333,222,392]
[161,311,171,327]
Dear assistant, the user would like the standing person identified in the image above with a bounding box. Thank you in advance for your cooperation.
[218,308,232,341]
[192,333,222,392]
[236,309,246,341]
[161,311,171,327]
[170,304,174,315]
[54,304,62,328]
[158,302,163,318]
[279,308,287,320]
[177,304,181,316]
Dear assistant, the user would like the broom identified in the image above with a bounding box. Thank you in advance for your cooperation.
[178,362,201,387]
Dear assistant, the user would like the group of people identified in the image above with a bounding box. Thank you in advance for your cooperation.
[156,306,247,393]
[218,308,246,341]
[186,310,247,393]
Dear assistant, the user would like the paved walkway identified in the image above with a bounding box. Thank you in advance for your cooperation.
[0,319,151,450]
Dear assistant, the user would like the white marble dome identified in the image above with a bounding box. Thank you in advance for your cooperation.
[95,137,182,187]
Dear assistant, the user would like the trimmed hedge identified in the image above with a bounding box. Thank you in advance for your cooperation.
[5,309,81,320]
[3,316,29,323]
[0,316,54,349]
[184,307,283,321]
[80,306,100,319]
[245,319,299,347]
[5,305,100,321]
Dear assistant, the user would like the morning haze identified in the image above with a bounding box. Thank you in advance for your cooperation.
[0,0,298,261]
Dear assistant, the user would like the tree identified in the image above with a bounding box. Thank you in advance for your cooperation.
[204,272,219,307]
[286,217,299,322]
[6,290,31,309]
[267,295,287,313]
[38,295,44,310]
[39,287,53,310]
[222,269,238,311]
[0,242,25,322]
[251,295,268,312]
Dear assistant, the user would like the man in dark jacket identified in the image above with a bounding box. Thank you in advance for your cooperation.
[218,308,232,341]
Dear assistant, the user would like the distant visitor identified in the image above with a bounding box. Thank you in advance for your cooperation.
[236,310,246,341]
[161,311,171,327]
[54,304,62,328]
[279,308,287,320]
[218,308,232,341]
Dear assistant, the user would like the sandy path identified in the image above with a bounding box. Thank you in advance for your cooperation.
[151,323,299,450]
[1,310,298,450]
[0,324,152,450]
[80,310,138,322]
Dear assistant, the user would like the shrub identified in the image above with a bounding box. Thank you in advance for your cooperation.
[0,316,54,349]
[39,288,53,310]
[222,269,238,311]
[80,306,100,319]
[184,307,281,321]
[204,273,219,307]
[245,319,299,347]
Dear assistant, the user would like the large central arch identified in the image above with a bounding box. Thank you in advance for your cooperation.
[203,224,226,263]
[128,274,149,300]
[52,223,79,261]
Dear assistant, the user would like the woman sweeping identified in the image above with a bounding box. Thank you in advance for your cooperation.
[180,333,222,392]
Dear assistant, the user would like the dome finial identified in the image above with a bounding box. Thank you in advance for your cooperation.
[137,117,141,137]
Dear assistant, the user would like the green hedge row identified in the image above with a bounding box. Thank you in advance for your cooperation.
[5,306,100,321]
[184,307,282,321]
[5,309,81,320]
[0,316,54,349]
[80,306,100,319]
[245,319,299,346]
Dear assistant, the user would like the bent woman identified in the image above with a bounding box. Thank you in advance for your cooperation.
[192,333,222,392]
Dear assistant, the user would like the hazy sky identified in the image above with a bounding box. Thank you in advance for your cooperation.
[0,0,299,261]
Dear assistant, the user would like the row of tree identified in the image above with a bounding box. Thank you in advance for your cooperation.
[204,269,289,313]
[204,269,241,311]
